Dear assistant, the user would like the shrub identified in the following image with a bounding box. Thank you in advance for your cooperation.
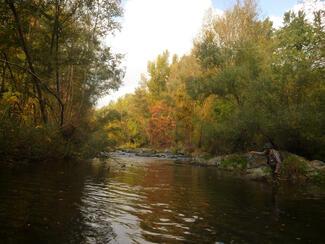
[219,154,248,170]
[310,171,325,185]
[0,121,67,162]
[281,155,308,181]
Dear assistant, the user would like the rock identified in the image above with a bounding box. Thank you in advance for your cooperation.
[190,157,209,166]
[207,157,222,166]
[155,153,166,158]
[246,154,266,169]
[309,160,325,170]
[120,148,133,153]
[98,151,110,158]
[91,157,101,163]
[246,166,270,180]
[164,149,172,154]
[135,152,153,157]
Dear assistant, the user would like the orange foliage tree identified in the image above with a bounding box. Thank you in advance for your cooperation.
[147,102,176,148]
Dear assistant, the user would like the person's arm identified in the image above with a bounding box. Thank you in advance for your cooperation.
[249,150,266,156]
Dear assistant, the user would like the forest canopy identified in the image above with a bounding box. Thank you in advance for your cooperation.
[101,0,325,160]
[1,0,324,162]
[0,0,124,161]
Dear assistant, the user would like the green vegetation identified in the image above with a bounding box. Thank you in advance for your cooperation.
[219,155,248,170]
[311,171,325,185]
[1,0,324,166]
[0,0,123,162]
[102,0,324,161]
[281,154,309,181]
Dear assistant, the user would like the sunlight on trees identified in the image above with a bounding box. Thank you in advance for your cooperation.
[0,0,123,161]
[103,0,324,160]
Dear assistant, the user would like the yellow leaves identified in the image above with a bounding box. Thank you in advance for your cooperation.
[16,52,26,61]
[201,95,217,121]
[21,115,29,122]
[7,95,20,105]
[27,97,38,107]
[1,92,42,123]
[2,91,21,105]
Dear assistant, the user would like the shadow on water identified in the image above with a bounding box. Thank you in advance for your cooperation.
[0,158,324,243]
[0,160,113,243]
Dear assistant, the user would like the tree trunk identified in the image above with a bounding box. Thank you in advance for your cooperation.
[1,59,6,93]
[2,52,17,90]
[54,0,64,126]
[6,0,47,124]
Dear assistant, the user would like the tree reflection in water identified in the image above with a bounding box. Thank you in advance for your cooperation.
[0,158,324,243]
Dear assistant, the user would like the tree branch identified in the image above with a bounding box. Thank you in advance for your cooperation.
[0,58,64,107]
[5,0,47,123]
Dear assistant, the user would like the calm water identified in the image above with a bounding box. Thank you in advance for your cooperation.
[0,157,324,243]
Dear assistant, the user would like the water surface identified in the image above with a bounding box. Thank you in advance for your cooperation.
[0,157,324,243]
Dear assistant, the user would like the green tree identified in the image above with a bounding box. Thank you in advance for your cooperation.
[0,0,124,161]
[146,50,170,99]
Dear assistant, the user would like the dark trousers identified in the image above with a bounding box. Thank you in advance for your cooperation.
[269,164,279,179]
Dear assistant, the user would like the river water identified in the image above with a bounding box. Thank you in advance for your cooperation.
[0,156,324,243]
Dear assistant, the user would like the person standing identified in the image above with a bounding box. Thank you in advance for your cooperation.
[250,143,282,180]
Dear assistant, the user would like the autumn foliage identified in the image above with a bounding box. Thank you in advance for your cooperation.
[103,0,324,161]
[0,0,123,161]
[147,102,176,148]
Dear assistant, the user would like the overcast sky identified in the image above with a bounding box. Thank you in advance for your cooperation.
[97,0,324,107]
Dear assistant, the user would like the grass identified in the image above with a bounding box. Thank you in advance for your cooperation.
[280,154,308,181]
[219,154,248,170]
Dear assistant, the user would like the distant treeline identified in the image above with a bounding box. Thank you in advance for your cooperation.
[101,0,324,160]
[0,0,123,161]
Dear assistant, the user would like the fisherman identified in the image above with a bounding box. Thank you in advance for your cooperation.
[250,143,282,180]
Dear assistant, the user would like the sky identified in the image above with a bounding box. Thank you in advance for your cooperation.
[97,0,324,107]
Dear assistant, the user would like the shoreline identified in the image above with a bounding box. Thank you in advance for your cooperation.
[103,148,325,185]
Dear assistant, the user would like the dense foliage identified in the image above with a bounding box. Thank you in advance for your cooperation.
[0,0,123,161]
[102,0,324,160]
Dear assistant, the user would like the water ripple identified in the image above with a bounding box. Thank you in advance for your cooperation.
[1,159,325,243]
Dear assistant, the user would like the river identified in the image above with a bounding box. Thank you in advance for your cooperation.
[0,156,324,243]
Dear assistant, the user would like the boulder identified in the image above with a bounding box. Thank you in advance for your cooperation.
[98,151,110,158]
[246,154,266,169]
[309,160,325,170]
[190,157,209,166]
[246,166,270,180]
[207,157,223,166]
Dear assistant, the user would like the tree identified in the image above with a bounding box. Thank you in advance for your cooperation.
[147,101,175,148]
[0,0,124,160]
[100,0,324,161]
[146,50,170,99]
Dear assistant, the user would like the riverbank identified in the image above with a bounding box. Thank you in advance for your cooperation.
[102,148,325,185]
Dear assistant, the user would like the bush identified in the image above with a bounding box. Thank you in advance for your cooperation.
[310,171,325,185]
[281,155,308,181]
[0,121,67,162]
[219,154,248,170]
[0,116,112,163]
